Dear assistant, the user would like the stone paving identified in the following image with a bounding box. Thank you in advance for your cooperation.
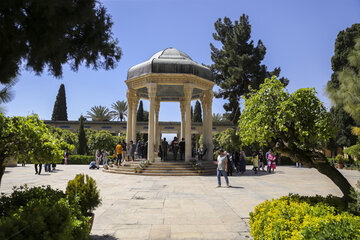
[1,164,360,240]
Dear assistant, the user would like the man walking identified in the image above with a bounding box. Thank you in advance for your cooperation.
[179,138,185,161]
[214,149,230,187]
[161,138,168,161]
[116,141,122,166]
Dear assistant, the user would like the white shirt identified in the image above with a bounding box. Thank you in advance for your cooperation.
[217,154,227,170]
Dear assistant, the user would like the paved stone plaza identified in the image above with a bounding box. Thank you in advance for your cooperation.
[1,165,360,240]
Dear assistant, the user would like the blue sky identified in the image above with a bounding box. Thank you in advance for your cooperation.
[4,0,360,122]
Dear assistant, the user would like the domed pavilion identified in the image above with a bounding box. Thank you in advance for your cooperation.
[125,48,215,162]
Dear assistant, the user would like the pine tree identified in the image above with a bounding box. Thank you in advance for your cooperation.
[137,100,145,121]
[210,14,288,124]
[193,100,202,122]
[51,84,68,121]
[78,115,87,155]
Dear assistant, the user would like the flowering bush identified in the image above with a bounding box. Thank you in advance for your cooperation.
[250,195,360,239]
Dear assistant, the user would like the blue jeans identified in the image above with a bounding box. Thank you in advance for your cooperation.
[217,169,229,186]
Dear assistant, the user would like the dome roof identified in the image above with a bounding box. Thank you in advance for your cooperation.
[127,47,213,81]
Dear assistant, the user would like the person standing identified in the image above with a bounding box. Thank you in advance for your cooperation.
[239,151,246,174]
[179,138,185,161]
[214,149,230,187]
[171,137,179,161]
[102,150,108,166]
[34,163,42,175]
[121,140,127,163]
[64,149,69,165]
[252,151,258,174]
[267,149,275,173]
[136,140,142,160]
[95,150,100,169]
[129,140,136,161]
[258,150,265,171]
[116,141,122,166]
[161,138,168,161]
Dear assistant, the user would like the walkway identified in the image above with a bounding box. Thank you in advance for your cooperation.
[1,165,360,239]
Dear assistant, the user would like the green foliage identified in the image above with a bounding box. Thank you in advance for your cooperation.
[239,76,335,150]
[210,14,288,124]
[349,180,360,216]
[66,174,101,215]
[0,114,67,183]
[344,144,360,164]
[328,37,360,123]
[137,100,145,121]
[51,84,68,121]
[0,185,90,240]
[88,130,118,153]
[250,195,360,240]
[335,154,348,164]
[68,155,94,165]
[0,0,121,85]
[47,125,76,152]
[111,100,128,121]
[0,79,17,114]
[193,100,202,122]
[86,105,112,121]
[213,128,241,151]
[78,115,87,155]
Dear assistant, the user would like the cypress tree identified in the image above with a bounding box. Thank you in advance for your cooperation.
[193,100,202,122]
[137,100,144,121]
[51,84,68,121]
[191,106,194,121]
[78,115,87,155]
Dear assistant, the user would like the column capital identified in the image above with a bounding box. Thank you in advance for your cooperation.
[147,83,157,99]
[179,101,186,114]
[183,84,193,100]
[155,100,160,114]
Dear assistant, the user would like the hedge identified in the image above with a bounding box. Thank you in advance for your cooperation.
[250,194,360,239]
[67,155,115,165]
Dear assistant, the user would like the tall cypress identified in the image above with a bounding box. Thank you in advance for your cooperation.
[78,115,87,155]
[193,100,202,122]
[191,106,194,121]
[137,100,144,121]
[51,84,68,121]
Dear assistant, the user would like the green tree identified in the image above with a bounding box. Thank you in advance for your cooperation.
[86,105,112,121]
[327,37,360,123]
[137,100,145,121]
[213,128,241,152]
[0,114,72,184]
[212,113,223,123]
[238,77,352,201]
[191,106,194,121]
[47,125,77,150]
[210,14,288,124]
[51,84,68,121]
[78,115,87,155]
[111,100,127,121]
[88,130,117,153]
[193,100,202,122]
[329,106,357,148]
[0,0,121,85]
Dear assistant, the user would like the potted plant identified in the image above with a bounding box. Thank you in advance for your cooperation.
[66,174,102,231]
[335,154,347,169]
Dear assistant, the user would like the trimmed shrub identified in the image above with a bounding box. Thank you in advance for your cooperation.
[0,185,90,240]
[250,195,360,239]
[66,174,101,215]
[68,155,94,165]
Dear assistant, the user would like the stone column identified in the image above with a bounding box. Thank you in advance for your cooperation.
[131,95,140,143]
[154,100,160,150]
[184,84,193,162]
[126,89,134,143]
[180,101,185,139]
[147,83,157,162]
[201,90,214,161]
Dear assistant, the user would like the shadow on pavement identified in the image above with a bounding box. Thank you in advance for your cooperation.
[89,235,117,240]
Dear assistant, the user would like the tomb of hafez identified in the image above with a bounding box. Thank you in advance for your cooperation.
[125,47,215,163]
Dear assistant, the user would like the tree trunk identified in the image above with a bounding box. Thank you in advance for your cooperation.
[314,162,352,202]
[277,146,353,202]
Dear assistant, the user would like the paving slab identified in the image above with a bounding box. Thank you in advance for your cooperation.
[1,164,360,240]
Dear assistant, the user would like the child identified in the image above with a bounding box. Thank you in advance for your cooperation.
[252,151,258,174]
